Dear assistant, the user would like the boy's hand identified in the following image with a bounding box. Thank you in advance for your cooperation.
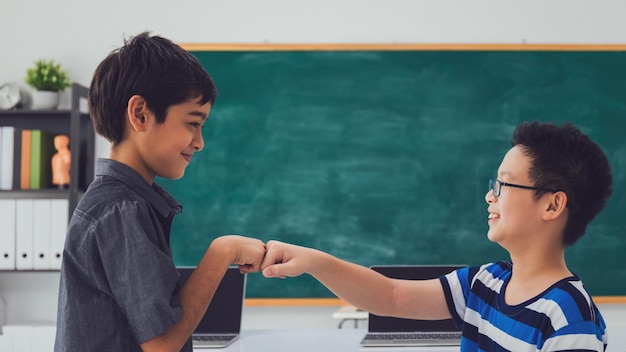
[261,240,315,279]
[214,235,266,273]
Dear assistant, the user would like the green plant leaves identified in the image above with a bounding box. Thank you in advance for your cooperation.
[25,59,71,92]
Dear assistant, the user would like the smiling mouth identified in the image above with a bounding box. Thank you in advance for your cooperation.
[488,213,500,219]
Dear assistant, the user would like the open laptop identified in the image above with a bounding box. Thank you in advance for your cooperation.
[359,265,466,347]
[177,266,246,349]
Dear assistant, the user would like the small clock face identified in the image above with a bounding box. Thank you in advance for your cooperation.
[0,82,21,110]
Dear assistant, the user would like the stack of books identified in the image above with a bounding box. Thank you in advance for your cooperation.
[0,126,58,191]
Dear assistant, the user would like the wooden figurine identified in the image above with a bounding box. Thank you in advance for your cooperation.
[51,134,71,189]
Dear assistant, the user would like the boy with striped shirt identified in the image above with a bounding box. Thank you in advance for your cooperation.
[261,121,611,351]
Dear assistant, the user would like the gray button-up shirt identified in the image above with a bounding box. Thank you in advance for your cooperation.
[55,158,193,351]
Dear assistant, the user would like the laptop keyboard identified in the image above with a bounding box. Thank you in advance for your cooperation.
[193,335,237,342]
[365,332,462,340]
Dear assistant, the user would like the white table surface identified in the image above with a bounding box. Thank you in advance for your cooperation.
[196,329,459,352]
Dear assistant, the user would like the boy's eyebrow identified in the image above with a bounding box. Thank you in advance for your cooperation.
[188,110,209,121]
[497,171,513,179]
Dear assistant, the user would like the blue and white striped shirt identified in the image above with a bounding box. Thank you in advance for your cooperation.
[440,261,607,351]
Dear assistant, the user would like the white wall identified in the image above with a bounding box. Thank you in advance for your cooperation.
[2,0,626,157]
[4,0,626,91]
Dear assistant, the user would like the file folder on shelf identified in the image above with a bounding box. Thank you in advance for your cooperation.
[15,199,34,270]
[0,199,16,270]
[0,126,15,190]
[50,198,69,270]
[33,199,52,270]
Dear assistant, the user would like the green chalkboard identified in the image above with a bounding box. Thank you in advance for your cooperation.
[159,49,626,298]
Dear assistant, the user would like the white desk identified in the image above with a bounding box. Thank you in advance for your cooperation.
[332,305,368,329]
[197,329,459,352]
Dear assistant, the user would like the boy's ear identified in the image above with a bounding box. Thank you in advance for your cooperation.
[543,191,568,221]
[127,95,150,131]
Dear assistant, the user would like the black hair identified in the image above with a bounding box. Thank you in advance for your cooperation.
[512,121,613,246]
[88,31,217,144]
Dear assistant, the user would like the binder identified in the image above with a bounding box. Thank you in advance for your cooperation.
[20,129,32,190]
[49,198,69,269]
[33,199,51,270]
[15,199,34,270]
[0,126,3,188]
[0,126,15,190]
[12,126,23,190]
[30,129,55,190]
[0,199,16,270]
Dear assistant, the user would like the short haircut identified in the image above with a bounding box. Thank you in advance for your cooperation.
[88,31,217,144]
[512,121,613,246]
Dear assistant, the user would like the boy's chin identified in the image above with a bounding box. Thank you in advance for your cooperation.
[486,230,500,243]
[161,170,186,180]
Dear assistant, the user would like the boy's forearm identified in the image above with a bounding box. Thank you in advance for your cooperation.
[141,238,236,351]
[305,250,397,315]
[175,237,242,336]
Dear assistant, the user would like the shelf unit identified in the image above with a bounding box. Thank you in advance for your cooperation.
[0,84,95,333]
[0,83,95,218]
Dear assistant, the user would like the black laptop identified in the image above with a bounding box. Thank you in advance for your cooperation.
[360,265,466,347]
[177,266,246,349]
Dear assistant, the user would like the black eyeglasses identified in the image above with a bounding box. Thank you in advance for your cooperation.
[489,179,558,198]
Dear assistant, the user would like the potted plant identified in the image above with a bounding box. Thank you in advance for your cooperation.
[25,59,71,110]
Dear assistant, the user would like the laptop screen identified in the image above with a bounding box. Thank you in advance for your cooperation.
[176,266,246,334]
[368,265,466,333]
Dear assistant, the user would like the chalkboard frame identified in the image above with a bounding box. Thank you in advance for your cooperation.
[172,43,626,304]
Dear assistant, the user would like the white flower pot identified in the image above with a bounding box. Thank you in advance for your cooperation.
[30,90,60,110]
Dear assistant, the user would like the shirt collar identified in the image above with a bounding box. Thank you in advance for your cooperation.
[94,158,182,217]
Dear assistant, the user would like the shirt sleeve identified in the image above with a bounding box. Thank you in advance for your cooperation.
[439,266,473,326]
[92,199,183,343]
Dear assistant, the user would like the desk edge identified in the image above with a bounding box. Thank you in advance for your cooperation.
[245,296,626,306]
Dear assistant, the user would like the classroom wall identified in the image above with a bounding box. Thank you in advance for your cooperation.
[2,0,626,159]
[2,1,626,344]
